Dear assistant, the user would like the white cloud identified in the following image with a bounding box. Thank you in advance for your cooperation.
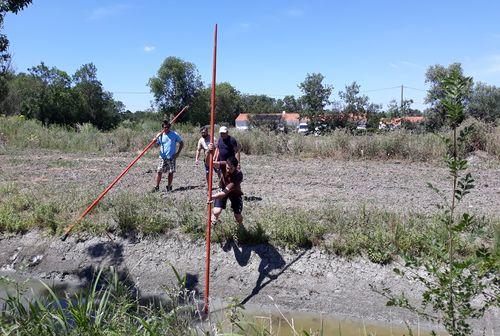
[89,4,130,20]
[144,46,155,52]
[389,62,399,69]
[400,60,425,69]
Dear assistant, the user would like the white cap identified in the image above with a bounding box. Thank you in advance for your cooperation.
[219,126,228,133]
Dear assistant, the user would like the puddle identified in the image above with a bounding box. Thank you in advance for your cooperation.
[0,272,444,335]
[247,311,441,336]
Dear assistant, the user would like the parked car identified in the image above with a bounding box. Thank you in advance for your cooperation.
[297,122,308,134]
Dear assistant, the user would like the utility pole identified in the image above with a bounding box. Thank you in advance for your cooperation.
[400,85,404,110]
[400,85,404,115]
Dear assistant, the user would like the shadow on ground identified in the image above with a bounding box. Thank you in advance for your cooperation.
[222,238,307,305]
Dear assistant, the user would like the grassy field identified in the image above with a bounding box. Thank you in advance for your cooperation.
[2,115,499,161]
[0,116,498,264]
[0,117,498,335]
[0,169,498,265]
[0,117,500,263]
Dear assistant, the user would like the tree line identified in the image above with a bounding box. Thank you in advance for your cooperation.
[1,56,499,132]
[0,0,498,131]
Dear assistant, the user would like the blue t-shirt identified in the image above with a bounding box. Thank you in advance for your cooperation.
[157,131,182,159]
[216,135,238,161]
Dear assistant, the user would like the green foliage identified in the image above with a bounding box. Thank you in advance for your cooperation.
[0,267,201,335]
[380,67,499,336]
[298,73,333,118]
[178,200,205,239]
[112,192,175,235]
[258,207,326,248]
[468,82,500,123]
[240,94,283,114]
[149,56,203,120]
[424,63,473,131]
[0,62,124,130]
[0,0,32,74]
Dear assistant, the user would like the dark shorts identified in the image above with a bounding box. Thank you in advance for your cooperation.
[214,194,243,215]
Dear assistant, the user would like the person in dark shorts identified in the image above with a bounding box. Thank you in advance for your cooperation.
[209,155,243,226]
[152,120,183,192]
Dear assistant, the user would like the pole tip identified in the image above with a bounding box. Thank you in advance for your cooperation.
[60,233,68,241]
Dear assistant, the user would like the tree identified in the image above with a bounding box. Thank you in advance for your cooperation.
[424,63,473,130]
[239,94,279,114]
[0,72,39,116]
[283,95,302,112]
[338,82,382,130]
[26,62,75,125]
[386,98,421,118]
[6,62,123,129]
[298,73,333,118]
[338,82,369,116]
[377,68,498,336]
[468,82,500,123]
[214,82,242,124]
[185,82,242,126]
[188,88,210,125]
[148,56,203,119]
[72,63,121,129]
[0,0,32,102]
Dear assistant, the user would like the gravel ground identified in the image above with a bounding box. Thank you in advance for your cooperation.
[1,149,499,215]
[0,150,498,333]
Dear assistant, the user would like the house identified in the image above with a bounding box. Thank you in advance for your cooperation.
[235,112,305,130]
[379,116,425,130]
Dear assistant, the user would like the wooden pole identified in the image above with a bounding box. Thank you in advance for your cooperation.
[60,106,189,241]
[204,23,217,314]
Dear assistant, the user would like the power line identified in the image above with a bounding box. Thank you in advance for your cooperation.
[403,86,426,92]
[361,86,401,93]
[109,85,428,97]
[112,91,151,95]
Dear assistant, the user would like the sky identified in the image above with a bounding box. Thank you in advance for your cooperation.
[4,0,500,112]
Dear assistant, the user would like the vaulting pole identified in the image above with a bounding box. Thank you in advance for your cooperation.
[204,23,217,314]
[60,106,189,241]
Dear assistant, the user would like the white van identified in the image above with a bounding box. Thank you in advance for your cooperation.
[297,123,308,134]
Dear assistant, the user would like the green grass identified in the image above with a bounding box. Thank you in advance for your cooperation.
[2,115,499,161]
[0,182,497,264]
[0,268,201,335]
[0,267,341,335]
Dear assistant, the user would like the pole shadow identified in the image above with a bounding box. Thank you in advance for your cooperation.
[222,239,307,305]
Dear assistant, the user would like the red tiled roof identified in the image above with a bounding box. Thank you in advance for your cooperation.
[401,116,424,123]
[380,116,425,126]
[235,113,249,121]
[282,113,300,122]
[235,112,301,123]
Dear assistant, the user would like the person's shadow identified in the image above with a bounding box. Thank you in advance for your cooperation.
[223,237,306,305]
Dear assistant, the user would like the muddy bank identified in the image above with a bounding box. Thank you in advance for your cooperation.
[1,231,498,334]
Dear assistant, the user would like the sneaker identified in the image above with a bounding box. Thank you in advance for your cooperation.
[166,185,173,192]
[151,186,159,193]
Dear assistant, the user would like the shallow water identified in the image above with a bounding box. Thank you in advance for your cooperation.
[246,310,441,336]
[0,272,442,335]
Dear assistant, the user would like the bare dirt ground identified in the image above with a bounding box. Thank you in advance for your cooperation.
[0,150,499,333]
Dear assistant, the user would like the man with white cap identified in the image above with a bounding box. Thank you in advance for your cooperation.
[214,126,240,172]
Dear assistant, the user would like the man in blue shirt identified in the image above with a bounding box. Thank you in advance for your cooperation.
[152,120,184,192]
